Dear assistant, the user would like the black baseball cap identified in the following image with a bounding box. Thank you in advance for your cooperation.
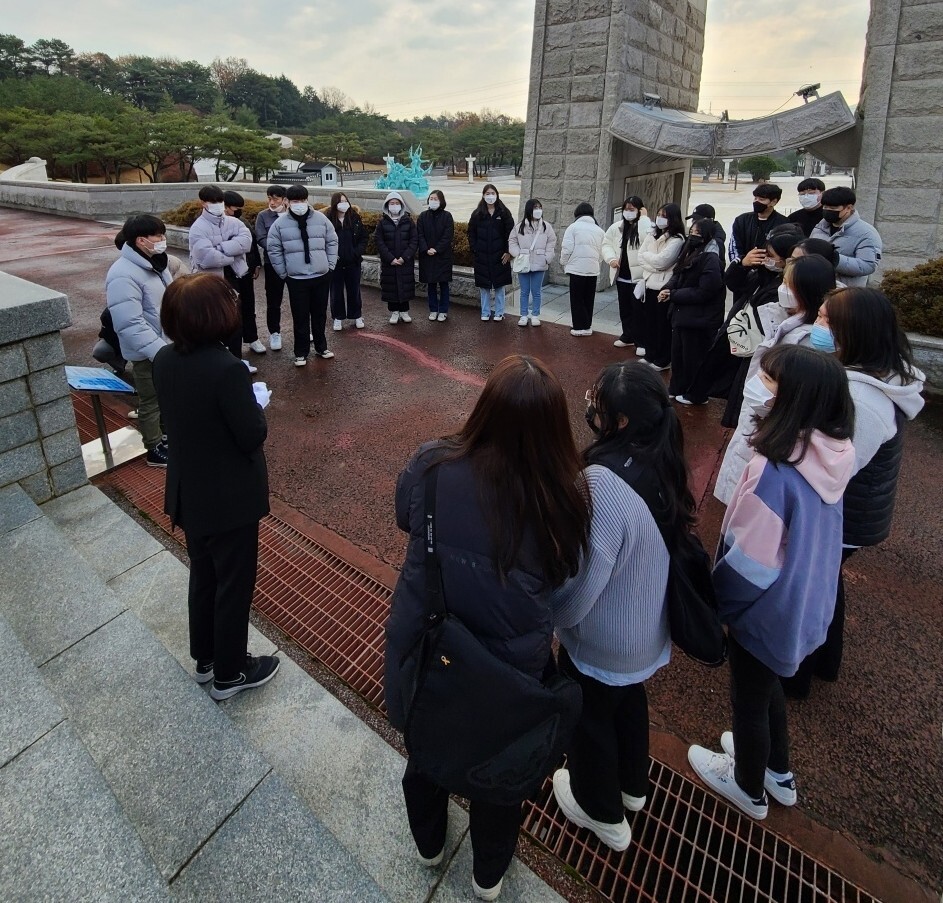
[686,203,715,220]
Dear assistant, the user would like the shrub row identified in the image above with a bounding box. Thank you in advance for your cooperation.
[880,257,943,338]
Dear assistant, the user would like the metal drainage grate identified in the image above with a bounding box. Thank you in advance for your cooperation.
[71,391,131,444]
[96,457,880,903]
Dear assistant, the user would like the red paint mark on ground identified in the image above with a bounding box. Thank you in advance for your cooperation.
[358,332,487,389]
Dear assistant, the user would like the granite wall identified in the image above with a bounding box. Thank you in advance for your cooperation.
[521,0,707,281]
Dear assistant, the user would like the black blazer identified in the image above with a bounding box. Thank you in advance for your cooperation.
[153,343,269,536]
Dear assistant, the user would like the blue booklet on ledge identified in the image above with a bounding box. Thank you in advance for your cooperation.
[65,366,135,394]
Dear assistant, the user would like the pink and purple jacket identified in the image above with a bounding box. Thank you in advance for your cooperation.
[712,431,855,677]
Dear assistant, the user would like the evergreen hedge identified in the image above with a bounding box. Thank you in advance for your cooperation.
[880,257,943,338]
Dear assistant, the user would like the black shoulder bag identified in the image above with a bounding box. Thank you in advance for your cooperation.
[398,465,582,805]
[599,454,727,667]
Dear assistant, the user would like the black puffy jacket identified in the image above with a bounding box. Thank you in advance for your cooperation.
[666,250,725,330]
[374,214,418,303]
[468,205,514,289]
[417,209,454,284]
[384,443,553,730]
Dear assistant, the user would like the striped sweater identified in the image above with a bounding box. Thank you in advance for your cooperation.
[550,465,670,683]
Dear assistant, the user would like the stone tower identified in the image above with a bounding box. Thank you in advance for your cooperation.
[520,0,708,279]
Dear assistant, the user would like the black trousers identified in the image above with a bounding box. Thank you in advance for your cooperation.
[642,288,672,367]
[330,263,363,320]
[685,336,739,405]
[781,548,857,697]
[728,636,790,799]
[669,326,714,396]
[568,274,597,330]
[402,760,523,889]
[559,647,650,824]
[234,272,259,342]
[286,274,330,358]
[185,520,259,682]
[263,256,285,335]
[615,280,641,344]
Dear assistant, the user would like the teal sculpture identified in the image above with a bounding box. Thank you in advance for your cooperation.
[376,145,432,196]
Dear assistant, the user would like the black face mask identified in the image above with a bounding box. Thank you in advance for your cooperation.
[687,235,705,247]
[584,405,601,435]
[753,201,769,215]
[822,209,842,224]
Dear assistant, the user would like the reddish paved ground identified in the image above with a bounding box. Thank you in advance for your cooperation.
[2,208,941,896]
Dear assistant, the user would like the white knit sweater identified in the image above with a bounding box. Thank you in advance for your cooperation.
[551,465,671,683]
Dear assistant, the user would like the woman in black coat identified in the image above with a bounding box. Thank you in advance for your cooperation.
[375,191,419,325]
[658,219,726,402]
[467,183,514,321]
[385,354,591,899]
[153,273,279,701]
[326,191,369,330]
[417,189,454,322]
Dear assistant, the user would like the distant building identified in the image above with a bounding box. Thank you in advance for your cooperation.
[297,161,340,187]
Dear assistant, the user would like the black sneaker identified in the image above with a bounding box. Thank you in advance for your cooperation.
[194,659,214,684]
[210,654,280,701]
[146,441,169,468]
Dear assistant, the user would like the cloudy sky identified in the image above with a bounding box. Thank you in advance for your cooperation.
[4,0,870,120]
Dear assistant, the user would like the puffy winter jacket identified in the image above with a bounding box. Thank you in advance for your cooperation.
[384,443,556,730]
[601,217,652,283]
[266,208,338,279]
[638,231,684,291]
[509,219,557,272]
[810,211,883,287]
[105,243,171,362]
[328,211,369,268]
[417,208,454,283]
[468,204,514,289]
[560,216,605,277]
[375,193,419,303]
[665,250,725,330]
[188,210,253,278]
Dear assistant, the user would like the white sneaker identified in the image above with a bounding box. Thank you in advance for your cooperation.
[316,350,335,359]
[389,312,400,324]
[269,333,282,351]
[635,346,646,356]
[429,312,438,321]
[127,408,139,420]
[530,317,541,327]
[241,359,258,374]
[417,848,444,868]
[570,329,593,337]
[647,361,670,372]
[355,318,365,329]
[481,315,490,321]
[400,311,412,323]
[248,339,266,354]
[518,316,529,327]
[552,769,631,851]
[472,876,504,901]
[687,746,768,819]
[333,319,343,331]
[614,339,632,348]
[437,313,447,322]
[621,792,647,812]
[493,314,504,322]
[293,357,307,367]
[720,732,798,806]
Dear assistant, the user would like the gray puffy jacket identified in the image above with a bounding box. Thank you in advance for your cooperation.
[266,208,338,279]
[188,210,252,278]
[105,244,171,362]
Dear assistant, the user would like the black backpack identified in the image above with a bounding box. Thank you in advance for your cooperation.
[597,454,727,667]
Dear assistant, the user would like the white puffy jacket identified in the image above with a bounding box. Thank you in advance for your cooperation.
[560,216,605,277]
[637,231,684,291]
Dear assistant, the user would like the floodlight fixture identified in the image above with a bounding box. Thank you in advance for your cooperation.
[643,92,663,110]
[796,84,821,103]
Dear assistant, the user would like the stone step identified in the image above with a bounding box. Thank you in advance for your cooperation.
[0,484,392,901]
[39,484,564,901]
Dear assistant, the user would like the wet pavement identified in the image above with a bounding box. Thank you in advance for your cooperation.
[1,207,941,898]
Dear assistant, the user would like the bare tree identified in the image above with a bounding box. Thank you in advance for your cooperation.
[320,85,353,112]
[210,56,250,92]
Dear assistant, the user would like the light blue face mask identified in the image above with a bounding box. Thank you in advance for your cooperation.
[810,324,836,353]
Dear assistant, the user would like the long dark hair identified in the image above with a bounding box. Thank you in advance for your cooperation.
[585,362,696,536]
[437,355,590,586]
[620,196,645,251]
[675,218,716,271]
[825,287,917,383]
[750,345,854,464]
[783,255,835,324]
[655,202,685,240]
[519,198,546,234]
[475,183,510,218]
[327,192,357,229]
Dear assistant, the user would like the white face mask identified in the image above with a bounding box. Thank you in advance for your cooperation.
[655,216,668,229]
[623,210,638,222]
[764,257,783,272]
[428,199,440,210]
[532,209,543,219]
[289,202,309,215]
[743,374,776,418]
[388,204,402,215]
[798,193,821,210]
[337,201,350,213]
[268,199,285,211]
[484,194,497,204]
[151,239,168,254]
[777,284,798,311]
[206,202,225,216]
